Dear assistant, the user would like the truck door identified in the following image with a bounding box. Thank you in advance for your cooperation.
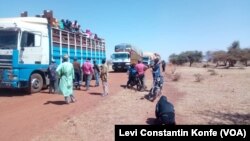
[20,31,43,64]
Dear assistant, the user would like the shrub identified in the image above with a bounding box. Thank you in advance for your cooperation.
[171,73,181,81]
[210,70,217,75]
[171,67,176,74]
[207,69,214,72]
[238,67,245,70]
[194,73,203,82]
[208,69,217,75]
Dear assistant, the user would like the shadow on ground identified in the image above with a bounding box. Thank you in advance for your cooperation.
[146,118,156,125]
[109,71,127,73]
[89,92,102,96]
[120,85,127,88]
[198,110,250,124]
[44,100,68,105]
[0,88,30,97]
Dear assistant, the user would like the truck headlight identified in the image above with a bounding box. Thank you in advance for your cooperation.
[13,76,18,80]
[8,74,18,80]
[7,70,13,74]
[125,62,130,65]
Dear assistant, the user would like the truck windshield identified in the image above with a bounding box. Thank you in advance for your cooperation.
[113,54,129,59]
[143,57,149,62]
[0,30,18,49]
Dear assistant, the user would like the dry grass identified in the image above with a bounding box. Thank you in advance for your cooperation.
[168,66,250,124]
[193,73,203,82]
[171,73,181,81]
[32,65,250,141]
[208,69,218,75]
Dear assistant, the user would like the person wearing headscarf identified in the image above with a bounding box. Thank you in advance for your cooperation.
[56,54,76,104]
[155,96,176,125]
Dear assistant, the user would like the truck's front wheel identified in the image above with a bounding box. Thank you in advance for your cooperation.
[30,73,43,93]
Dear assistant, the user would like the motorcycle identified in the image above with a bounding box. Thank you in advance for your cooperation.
[148,75,164,102]
[127,75,144,91]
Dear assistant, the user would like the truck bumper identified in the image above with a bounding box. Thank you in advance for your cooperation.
[0,69,26,89]
[0,81,19,88]
[112,64,130,71]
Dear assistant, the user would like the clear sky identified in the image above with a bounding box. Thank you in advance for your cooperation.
[0,0,249,61]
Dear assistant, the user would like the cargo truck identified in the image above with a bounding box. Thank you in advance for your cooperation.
[0,10,106,93]
[111,43,142,71]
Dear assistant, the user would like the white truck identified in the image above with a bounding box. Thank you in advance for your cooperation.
[142,52,156,67]
[111,43,142,71]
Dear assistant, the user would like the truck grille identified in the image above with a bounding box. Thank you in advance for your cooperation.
[0,69,2,82]
[0,55,12,69]
[113,62,126,66]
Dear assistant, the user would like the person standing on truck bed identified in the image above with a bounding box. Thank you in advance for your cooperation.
[47,59,58,94]
[82,58,94,91]
[56,54,76,104]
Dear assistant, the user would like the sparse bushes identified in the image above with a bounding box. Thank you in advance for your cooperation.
[171,66,176,74]
[194,73,203,82]
[207,69,217,75]
[202,64,208,68]
[171,73,181,81]
[238,66,245,70]
[169,51,203,67]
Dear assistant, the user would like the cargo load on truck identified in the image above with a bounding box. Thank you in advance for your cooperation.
[0,10,106,93]
[142,52,161,67]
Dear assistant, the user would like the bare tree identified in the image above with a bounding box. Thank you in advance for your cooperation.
[227,41,241,67]
[212,50,227,67]
[240,48,250,66]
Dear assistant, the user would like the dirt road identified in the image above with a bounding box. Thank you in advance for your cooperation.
[0,70,182,141]
[0,71,126,141]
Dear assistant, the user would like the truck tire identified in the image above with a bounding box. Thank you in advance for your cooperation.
[30,73,43,93]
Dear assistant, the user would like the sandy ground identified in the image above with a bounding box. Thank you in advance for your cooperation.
[0,66,249,141]
[168,66,250,124]
[33,66,250,141]
[32,87,155,141]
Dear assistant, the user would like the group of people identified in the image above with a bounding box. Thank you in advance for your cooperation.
[47,55,175,125]
[126,57,175,125]
[51,19,80,33]
[127,57,165,90]
[51,18,101,40]
[76,57,107,93]
[47,55,109,104]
